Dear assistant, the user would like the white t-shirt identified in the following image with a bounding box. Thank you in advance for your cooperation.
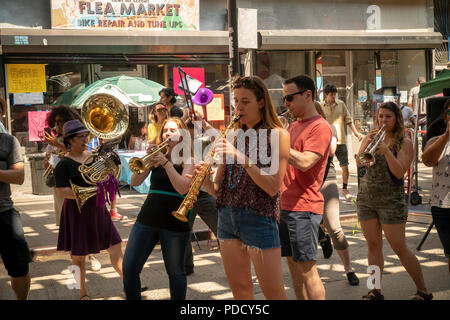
[401,105,415,126]
[409,85,426,115]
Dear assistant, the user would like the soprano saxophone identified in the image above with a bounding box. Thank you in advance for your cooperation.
[172,115,241,222]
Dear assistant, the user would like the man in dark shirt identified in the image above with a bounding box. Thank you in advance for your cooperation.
[0,132,31,299]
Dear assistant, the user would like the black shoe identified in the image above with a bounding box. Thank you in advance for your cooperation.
[346,272,360,286]
[319,234,333,259]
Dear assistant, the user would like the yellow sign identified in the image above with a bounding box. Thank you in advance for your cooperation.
[7,64,47,93]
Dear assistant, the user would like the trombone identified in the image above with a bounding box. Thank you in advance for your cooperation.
[128,140,170,174]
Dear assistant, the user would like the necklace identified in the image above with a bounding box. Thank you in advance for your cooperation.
[227,120,265,190]
[228,164,243,190]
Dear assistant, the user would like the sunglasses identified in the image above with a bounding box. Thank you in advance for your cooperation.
[156,108,168,112]
[283,89,307,102]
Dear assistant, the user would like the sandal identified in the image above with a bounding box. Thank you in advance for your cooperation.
[362,289,384,300]
[411,291,433,300]
[80,294,91,300]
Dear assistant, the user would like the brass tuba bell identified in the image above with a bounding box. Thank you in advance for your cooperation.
[71,93,129,212]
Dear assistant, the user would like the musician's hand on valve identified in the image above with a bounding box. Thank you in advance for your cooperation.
[146,144,157,154]
[375,140,389,156]
[151,152,168,168]
[185,162,215,180]
[214,138,246,164]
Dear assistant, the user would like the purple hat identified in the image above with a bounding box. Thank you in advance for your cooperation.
[63,119,89,140]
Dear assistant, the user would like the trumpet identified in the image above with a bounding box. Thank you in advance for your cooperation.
[128,140,170,174]
[172,115,241,222]
[358,124,386,167]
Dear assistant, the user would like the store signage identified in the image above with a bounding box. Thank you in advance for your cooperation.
[13,92,45,105]
[173,67,204,96]
[7,64,47,94]
[194,94,225,122]
[28,111,50,142]
[51,0,199,31]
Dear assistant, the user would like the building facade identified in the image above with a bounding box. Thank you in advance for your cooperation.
[0,0,442,156]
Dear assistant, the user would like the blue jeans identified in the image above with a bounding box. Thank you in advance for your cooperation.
[122,221,191,300]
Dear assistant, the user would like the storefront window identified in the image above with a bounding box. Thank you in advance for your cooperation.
[256,51,308,113]
[9,64,89,153]
[352,50,426,133]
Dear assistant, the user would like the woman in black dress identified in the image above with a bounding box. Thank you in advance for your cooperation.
[55,120,123,300]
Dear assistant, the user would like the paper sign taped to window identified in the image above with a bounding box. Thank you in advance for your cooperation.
[193,94,224,122]
[7,64,47,94]
[28,111,49,142]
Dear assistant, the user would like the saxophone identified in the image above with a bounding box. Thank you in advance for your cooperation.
[172,115,241,222]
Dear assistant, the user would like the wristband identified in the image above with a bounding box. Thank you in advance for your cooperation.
[163,159,170,167]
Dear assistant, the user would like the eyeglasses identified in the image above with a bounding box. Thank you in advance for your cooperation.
[283,89,307,102]
[74,133,89,139]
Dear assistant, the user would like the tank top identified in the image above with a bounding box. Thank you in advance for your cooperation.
[431,141,450,208]
[358,153,407,210]
[137,165,189,232]
[216,127,281,222]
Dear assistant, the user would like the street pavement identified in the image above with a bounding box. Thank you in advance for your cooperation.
[0,158,449,300]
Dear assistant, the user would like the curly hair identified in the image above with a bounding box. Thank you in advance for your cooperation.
[46,105,81,128]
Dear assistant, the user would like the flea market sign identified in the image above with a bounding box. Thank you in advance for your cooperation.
[51,0,199,31]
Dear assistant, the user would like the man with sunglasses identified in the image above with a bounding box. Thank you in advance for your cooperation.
[279,74,331,300]
[320,84,362,201]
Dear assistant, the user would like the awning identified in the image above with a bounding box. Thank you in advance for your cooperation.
[259,29,443,50]
[0,28,229,54]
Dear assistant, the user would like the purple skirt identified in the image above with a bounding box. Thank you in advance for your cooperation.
[57,196,122,256]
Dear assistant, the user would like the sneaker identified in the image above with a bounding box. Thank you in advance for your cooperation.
[342,188,353,201]
[346,272,360,286]
[110,209,127,221]
[319,234,333,259]
[88,255,101,272]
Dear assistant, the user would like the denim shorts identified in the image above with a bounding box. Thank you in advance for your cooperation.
[279,210,322,262]
[217,206,280,250]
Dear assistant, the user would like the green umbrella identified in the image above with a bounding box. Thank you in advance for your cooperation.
[419,69,450,98]
[52,83,86,106]
[71,75,165,107]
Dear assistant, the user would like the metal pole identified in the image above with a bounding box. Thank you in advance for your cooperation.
[227,0,239,122]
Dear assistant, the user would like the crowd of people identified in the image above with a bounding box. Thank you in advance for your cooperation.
[0,74,448,301]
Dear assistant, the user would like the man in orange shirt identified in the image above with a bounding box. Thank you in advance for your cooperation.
[280,75,331,300]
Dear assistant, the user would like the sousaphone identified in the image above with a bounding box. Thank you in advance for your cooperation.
[70,93,129,211]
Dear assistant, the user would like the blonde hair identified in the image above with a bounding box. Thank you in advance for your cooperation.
[231,76,283,130]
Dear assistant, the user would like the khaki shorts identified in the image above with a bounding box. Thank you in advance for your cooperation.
[357,195,408,224]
